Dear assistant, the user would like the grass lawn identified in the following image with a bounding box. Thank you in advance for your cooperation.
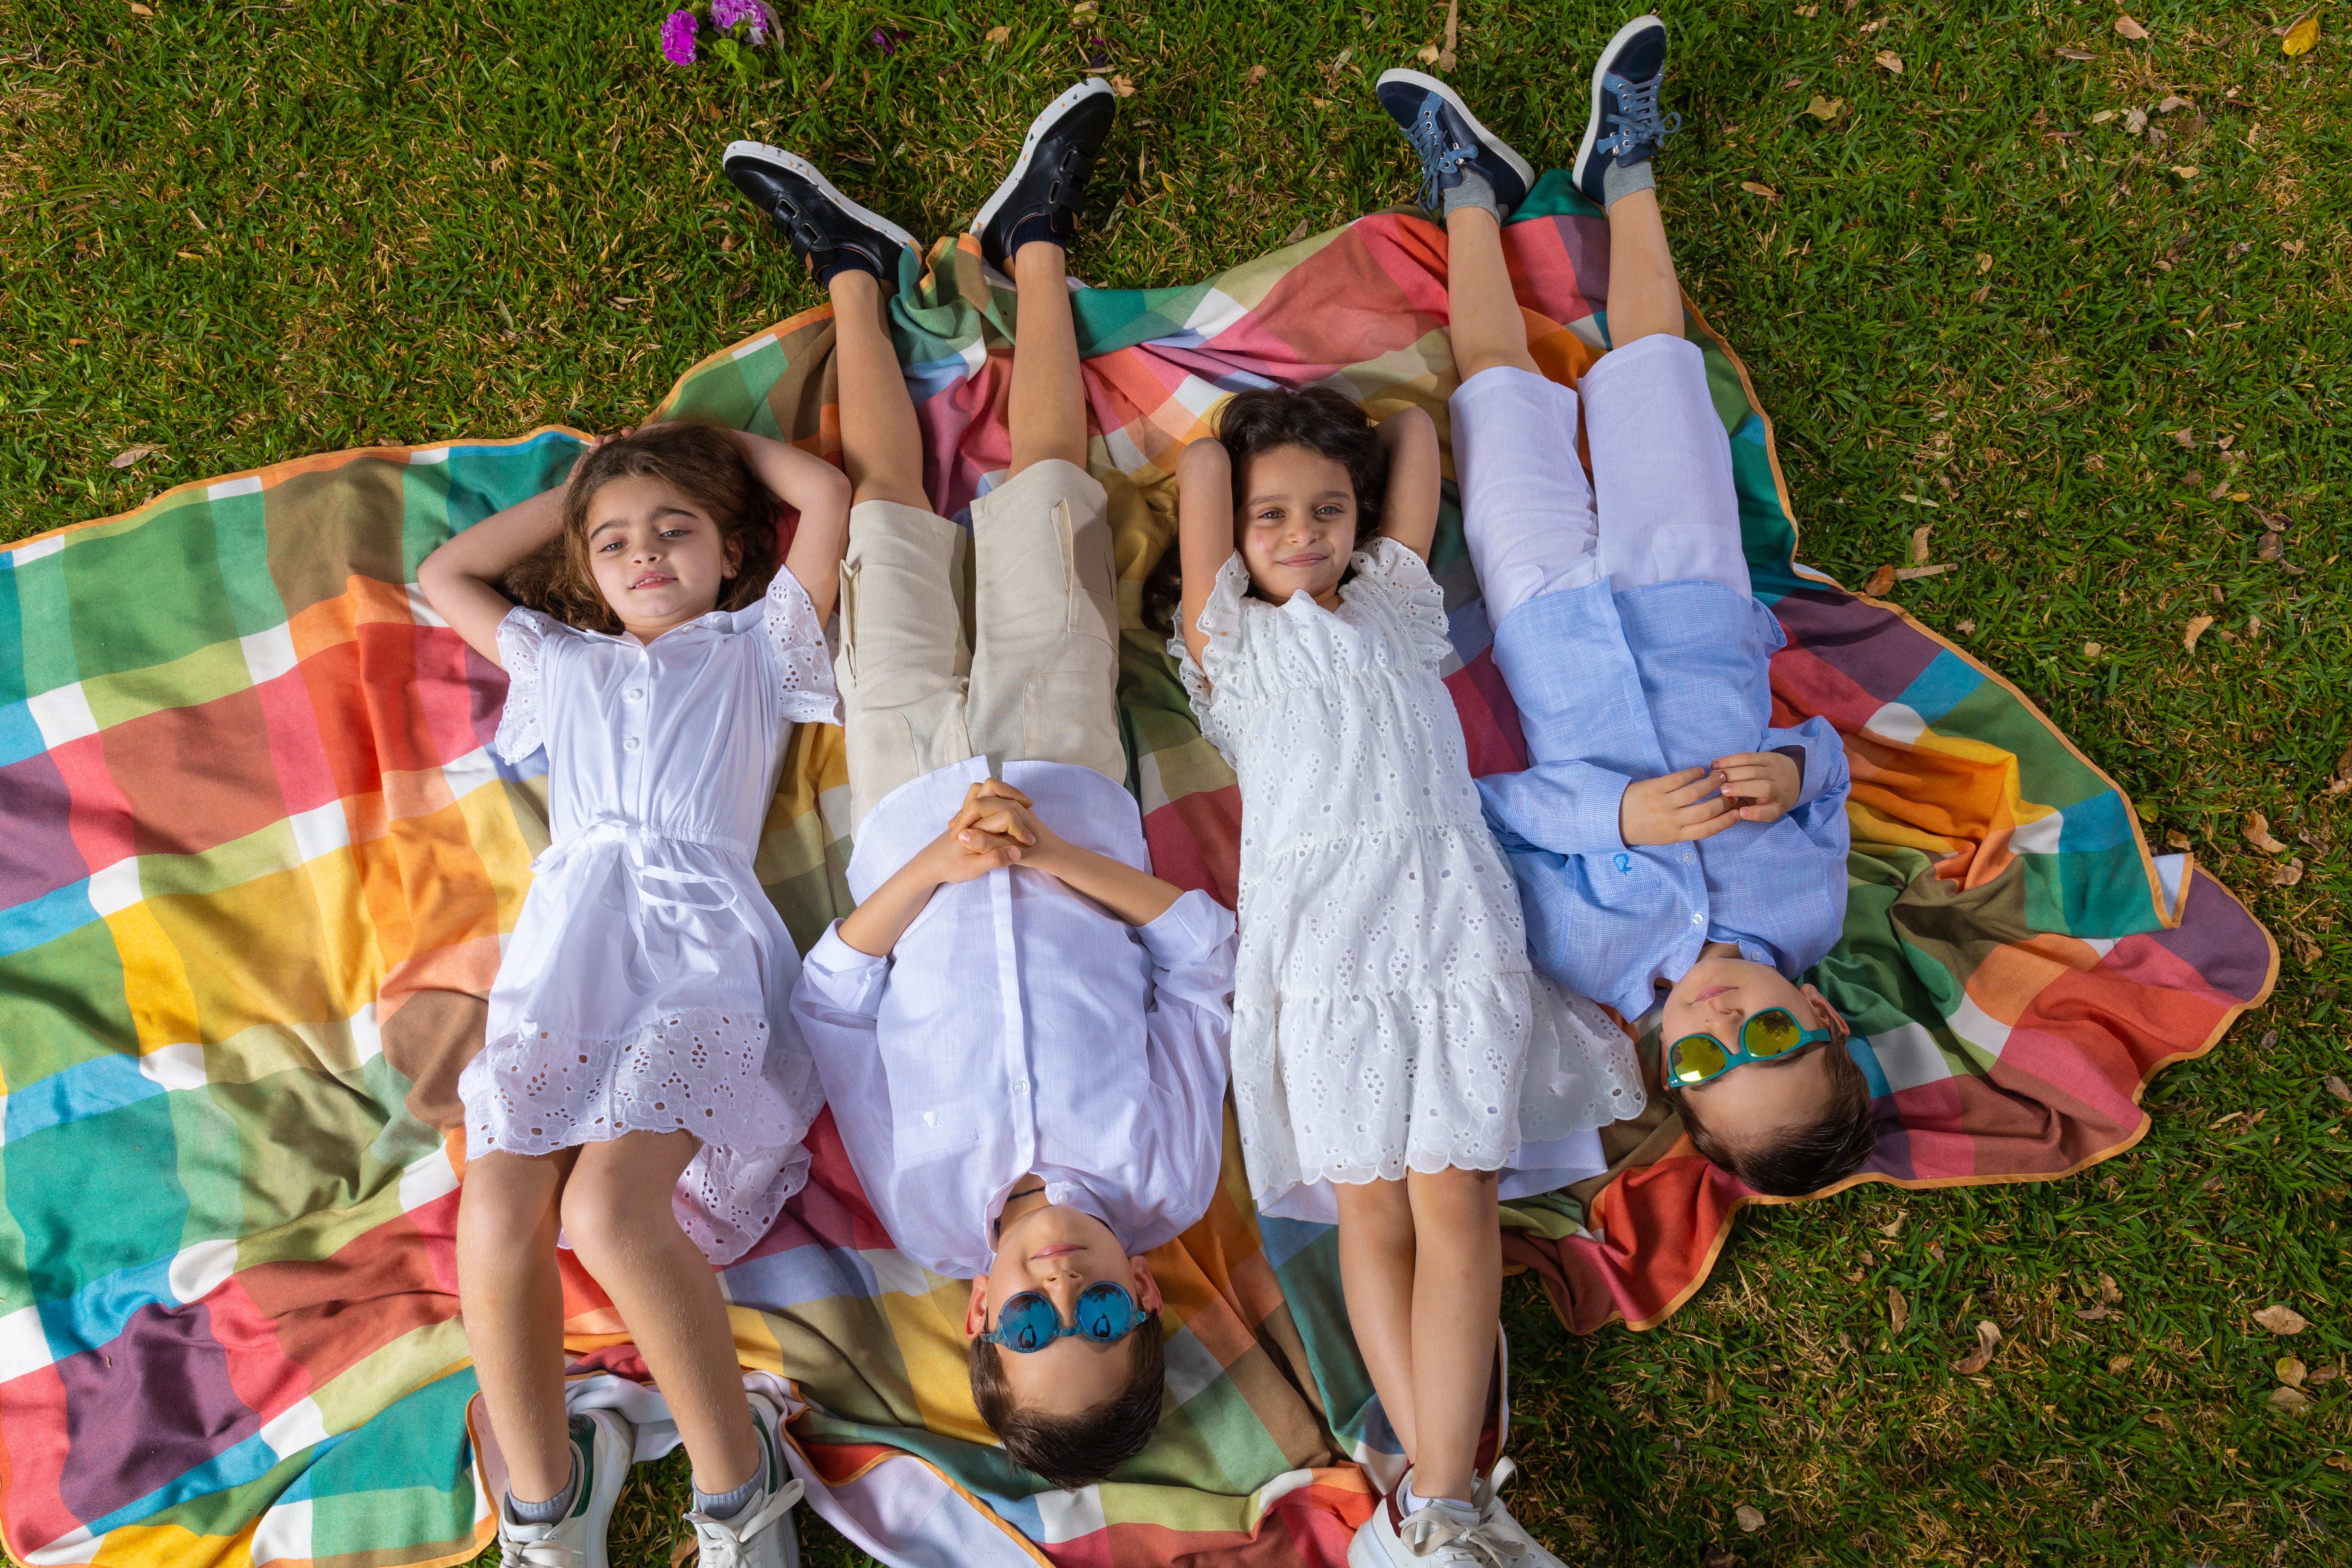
[5,0,2349,1563]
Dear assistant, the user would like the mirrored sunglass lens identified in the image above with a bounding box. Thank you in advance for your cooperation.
[1669,1036,1730,1084]
[1001,1294,1058,1351]
[1746,1009,1804,1058]
[1075,1282,1133,1340]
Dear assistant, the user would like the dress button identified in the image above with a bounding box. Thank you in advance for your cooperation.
[625,688,643,702]
[624,736,641,753]
[1013,1079,1029,1094]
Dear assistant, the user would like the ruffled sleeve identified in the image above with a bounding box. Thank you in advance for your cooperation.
[762,567,843,727]
[492,606,557,764]
[1348,538,1455,672]
[1166,553,1253,761]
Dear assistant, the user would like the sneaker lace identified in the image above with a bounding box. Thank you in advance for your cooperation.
[1405,103,1472,209]
[1597,70,1682,161]
[690,1477,805,1568]
[1399,1504,1518,1568]
[1471,1457,1539,1562]
[499,1531,582,1568]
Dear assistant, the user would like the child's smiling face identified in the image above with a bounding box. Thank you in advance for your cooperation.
[1236,444,1361,610]
[583,474,743,640]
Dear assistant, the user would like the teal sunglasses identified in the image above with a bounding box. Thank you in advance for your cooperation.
[1665,1007,1835,1088]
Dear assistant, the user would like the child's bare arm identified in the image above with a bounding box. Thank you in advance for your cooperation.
[1372,404,1441,561]
[1173,438,1237,677]
[736,431,854,622]
[417,462,583,667]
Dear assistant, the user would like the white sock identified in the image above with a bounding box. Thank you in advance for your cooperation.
[1401,1475,1474,1516]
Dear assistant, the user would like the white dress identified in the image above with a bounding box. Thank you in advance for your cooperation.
[459,567,838,1266]
[1175,541,1643,1218]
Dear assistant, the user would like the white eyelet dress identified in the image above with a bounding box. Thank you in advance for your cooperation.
[1175,541,1644,1219]
[459,567,839,1266]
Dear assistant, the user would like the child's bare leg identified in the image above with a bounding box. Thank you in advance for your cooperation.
[458,1151,577,1504]
[561,1133,758,1495]
[1603,187,1683,348]
[1335,1179,1421,1463]
[1008,242,1088,478]
[829,270,931,510]
[1446,209,1540,382]
[1401,1167,1501,1503]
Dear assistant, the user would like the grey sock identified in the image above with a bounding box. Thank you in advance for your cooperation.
[1442,169,1505,222]
[506,1455,579,1527]
[694,1470,763,1522]
[1601,156,1657,208]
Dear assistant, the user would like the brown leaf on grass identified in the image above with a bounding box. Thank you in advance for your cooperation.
[108,444,163,468]
[1109,74,1136,95]
[1975,251,1995,274]
[1968,283,1993,306]
[2172,426,2196,447]
[1804,95,1846,119]
[1703,1552,1741,1568]
[2082,642,2104,658]
[1874,49,1904,72]
[2254,1305,2310,1335]
[2157,94,2195,113]
[2269,1386,2310,1414]
[2165,830,2191,849]
[1911,524,1933,562]
[1245,63,1268,86]
[2091,108,2118,123]
[1954,619,1975,634]
[2103,1274,2122,1304]
[1928,1241,1946,1264]
[1952,1320,2002,1375]
[2183,615,2215,650]
[2125,107,2149,133]
[1888,1288,1910,1334]
[1706,1370,1729,1404]
[2114,14,2149,39]
[128,1,154,12]
[2057,46,2097,60]
[1863,564,1897,597]
[1880,1213,1905,1238]
[2074,1304,2116,1321]
[2283,14,2320,55]
[1437,0,1458,71]
[1794,3,1819,13]
[1281,218,1311,245]
[1896,563,1953,580]
[984,24,1010,43]
[1741,181,1781,199]
[2242,811,2288,854]
[1736,1504,1767,1534]
[2108,1354,2134,1374]
[2324,1074,2352,1105]
[2278,1356,2309,1388]
[2171,165,2201,179]
[2272,858,2305,887]
[2292,930,2322,965]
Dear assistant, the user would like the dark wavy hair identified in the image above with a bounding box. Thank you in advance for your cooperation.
[1664,1039,1878,1197]
[967,1315,1167,1491]
[502,421,779,634]
[1141,383,1388,635]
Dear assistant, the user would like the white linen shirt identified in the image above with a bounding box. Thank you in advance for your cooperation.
[788,754,1237,1280]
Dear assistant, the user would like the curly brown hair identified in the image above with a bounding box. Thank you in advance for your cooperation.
[967,1315,1167,1491]
[1140,383,1388,635]
[502,421,780,634]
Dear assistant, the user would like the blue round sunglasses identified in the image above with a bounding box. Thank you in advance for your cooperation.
[977,1280,1152,1354]
[1665,1006,1835,1088]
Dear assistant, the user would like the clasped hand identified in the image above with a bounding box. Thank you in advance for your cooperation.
[919,778,1066,883]
[1617,752,1801,847]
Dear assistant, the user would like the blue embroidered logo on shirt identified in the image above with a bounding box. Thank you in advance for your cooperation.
[1613,854,1633,875]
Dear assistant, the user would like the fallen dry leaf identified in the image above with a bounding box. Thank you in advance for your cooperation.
[2114,13,2149,39]
[2278,1356,2309,1388]
[1281,218,1311,245]
[1864,564,1897,597]
[2311,1363,2343,1385]
[2125,106,2149,133]
[1927,1240,1945,1265]
[108,444,163,468]
[1911,523,1933,562]
[2283,13,2320,55]
[984,24,1009,43]
[2324,1074,2351,1105]
[2074,1304,2116,1321]
[2173,426,2197,447]
[2293,930,2322,966]
[1952,1320,2002,1375]
[2269,1386,2310,1415]
[2083,641,2104,658]
[2103,1274,2122,1305]
[1804,95,1846,119]
[2254,1305,2310,1335]
[1968,282,1993,306]
[2183,615,2215,650]
[1436,0,1458,70]
[1874,49,1904,72]
[2157,94,2195,113]
[128,0,155,11]
[1880,1213,1905,1238]
[1896,563,1954,581]
[2272,858,2305,887]
[2091,107,2118,123]
[1795,3,1819,12]
[1110,74,1135,96]
[2109,1354,2134,1374]
[2242,811,2288,854]
[1703,1552,1741,1568]
[1889,1287,1910,1334]
[1736,1504,1767,1534]
[2057,46,2097,60]
[1975,251,1995,275]
[2171,165,2201,179]
[2165,830,2191,850]
[1741,181,1781,199]
[1246,63,1267,85]
[1954,619,1975,634]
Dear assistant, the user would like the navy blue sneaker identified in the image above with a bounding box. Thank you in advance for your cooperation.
[1373,70,1536,215]
[1571,15,1681,206]
[722,144,918,282]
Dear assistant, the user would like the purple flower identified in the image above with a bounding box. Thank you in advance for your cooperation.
[660,8,699,65]
[869,25,908,55]
[712,0,769,42]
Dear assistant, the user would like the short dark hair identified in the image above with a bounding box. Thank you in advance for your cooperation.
[1668,1040,1878,1197]
[1141,383,1388,635]
[966,1315,1167,1491]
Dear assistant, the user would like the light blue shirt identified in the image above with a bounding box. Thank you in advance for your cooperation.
[1475,578,1850,1024]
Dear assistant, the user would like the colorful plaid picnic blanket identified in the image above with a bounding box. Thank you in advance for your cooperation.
[0,171,2275,1568]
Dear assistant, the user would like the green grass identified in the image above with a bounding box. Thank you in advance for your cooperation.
[5,0,2349,1563]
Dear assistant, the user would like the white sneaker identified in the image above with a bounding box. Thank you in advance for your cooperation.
[494,1407,634,1568]
[686,1393,806,1568]
[1348,1461,1570,1568]
[1470,1457,1569,1568]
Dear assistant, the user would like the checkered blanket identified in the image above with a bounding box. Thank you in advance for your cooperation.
[0,172,2274,1566]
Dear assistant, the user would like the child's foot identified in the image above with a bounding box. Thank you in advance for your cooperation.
[685,1392,805,1568]
[721,143,918,285]
[970,78,1118,271]
[1570,15,1681,208]
[493,1408,634,1568]
[1372,70,1535,220]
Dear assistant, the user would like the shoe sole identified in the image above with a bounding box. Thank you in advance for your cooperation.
[1571,14,1666,199]
[579,1408,635,1568]
[720,141,920,255]
[970,77,1117,242]
[1371,68,1537,199]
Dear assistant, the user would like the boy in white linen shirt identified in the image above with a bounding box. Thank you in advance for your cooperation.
[728,81,1238,1493]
